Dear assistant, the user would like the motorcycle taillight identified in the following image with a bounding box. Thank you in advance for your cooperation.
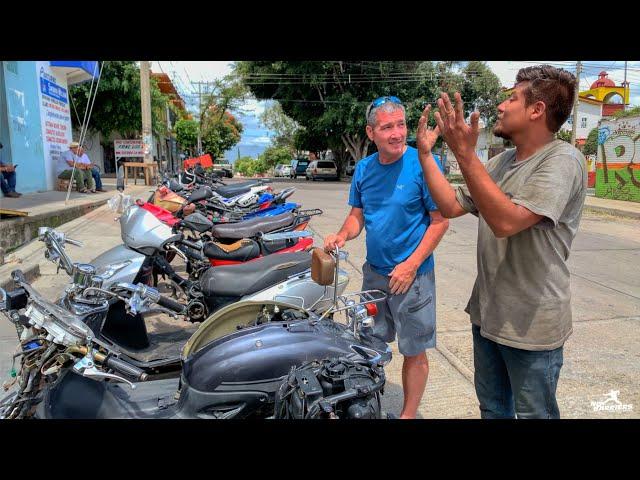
[365,303,378,317]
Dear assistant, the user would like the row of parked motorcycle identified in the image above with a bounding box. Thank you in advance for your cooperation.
[0,165,392,419]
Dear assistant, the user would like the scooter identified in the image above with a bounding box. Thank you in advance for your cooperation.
[0,248,391,419]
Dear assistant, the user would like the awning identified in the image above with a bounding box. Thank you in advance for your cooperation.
[50,61,99,85]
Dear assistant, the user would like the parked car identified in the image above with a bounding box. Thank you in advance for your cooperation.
[345,159,356,176]
[212,161,233,178]
[274,164,292,177]
[290,159,310,178]
[305,160,339,181]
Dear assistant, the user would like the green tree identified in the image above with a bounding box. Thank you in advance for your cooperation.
[175,119,199,155]
[460,61,503,127]
[234,156,268,176]
[235,61,502,171]
[583,127,599,156]
[259,102,300,152]
[69,61,169,140]
[234,156,254,176]
[258,145,293,169]
[555,129,572,143]
[201,108,243,158]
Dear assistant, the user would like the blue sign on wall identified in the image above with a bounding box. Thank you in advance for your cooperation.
[40,77,67,104]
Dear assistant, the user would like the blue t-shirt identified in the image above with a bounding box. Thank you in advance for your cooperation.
[348,146,442,276]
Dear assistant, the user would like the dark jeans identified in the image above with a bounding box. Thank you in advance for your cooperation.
[1,170,16,194]
[472,324,564,419]
[91,166,102,190]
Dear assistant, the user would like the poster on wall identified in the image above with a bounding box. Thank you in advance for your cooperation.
[114,139,144,157]
[36,61,72,190]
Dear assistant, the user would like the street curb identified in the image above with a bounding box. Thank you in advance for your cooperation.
[0,198,110,253]
[0,264,40,291]
[435,343,475,385]
[583,205,640,220]
[0,203,112,291]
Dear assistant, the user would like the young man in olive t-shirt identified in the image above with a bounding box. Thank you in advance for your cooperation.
[416,65,586,418]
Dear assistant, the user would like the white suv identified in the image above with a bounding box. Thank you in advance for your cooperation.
[305,160,339,181]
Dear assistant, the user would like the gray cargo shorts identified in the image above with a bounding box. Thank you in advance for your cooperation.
[360,261,437,356]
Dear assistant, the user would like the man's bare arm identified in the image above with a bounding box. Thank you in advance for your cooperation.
[415,105,467,219]
[418,152,467,219]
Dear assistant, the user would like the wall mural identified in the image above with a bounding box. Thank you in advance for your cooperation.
[596,117,640,203]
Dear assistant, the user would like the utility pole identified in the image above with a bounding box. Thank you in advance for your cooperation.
[140,61,153,164]
[194,81,203,155]
[623,61,628,111]
[570,61,582,147]
[191,80,217,156]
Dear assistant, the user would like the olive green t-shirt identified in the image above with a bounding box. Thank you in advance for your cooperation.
[456,140,587,350]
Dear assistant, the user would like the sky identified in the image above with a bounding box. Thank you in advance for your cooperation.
[152,61,640,161]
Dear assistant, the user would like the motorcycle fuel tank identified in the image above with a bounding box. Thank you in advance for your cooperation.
[90,244,147,289]
[120,205,175,252]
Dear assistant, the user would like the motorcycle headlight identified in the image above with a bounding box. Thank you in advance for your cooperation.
[96,261,132,279]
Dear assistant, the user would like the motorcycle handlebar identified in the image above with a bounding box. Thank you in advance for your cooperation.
[176,243,206,262]
[179,238,201,251]
[156,295,185,314]
[104,355,148,382]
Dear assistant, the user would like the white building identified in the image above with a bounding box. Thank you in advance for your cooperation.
[559,97,604,145]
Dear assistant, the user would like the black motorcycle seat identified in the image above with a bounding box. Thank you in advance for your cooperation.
[211,212,295,240]
[213,183,257,198]
[203,239,261,261]
[199,252,311,298]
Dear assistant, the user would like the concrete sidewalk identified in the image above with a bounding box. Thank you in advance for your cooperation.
[0,180,152,258]
[0,180,151,289]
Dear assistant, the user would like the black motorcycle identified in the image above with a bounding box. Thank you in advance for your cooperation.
[0,249,391,419]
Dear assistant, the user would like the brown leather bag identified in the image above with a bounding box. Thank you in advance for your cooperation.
[311,248,335,286]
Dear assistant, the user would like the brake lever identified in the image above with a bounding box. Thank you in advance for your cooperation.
[73,356,136,389]
[65,238,84,247]
[82,366,136,389]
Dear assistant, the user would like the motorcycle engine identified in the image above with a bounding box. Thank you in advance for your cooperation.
[274,357,383,419]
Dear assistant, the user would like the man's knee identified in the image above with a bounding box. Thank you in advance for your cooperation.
[403,351,428,366]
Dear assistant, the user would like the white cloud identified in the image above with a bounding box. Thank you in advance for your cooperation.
[244,135,272,145]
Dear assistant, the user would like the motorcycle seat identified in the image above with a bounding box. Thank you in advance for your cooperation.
[199,252,311,298]
[203,239,261,262]
[213,182,259,198]
[211,212,295,240]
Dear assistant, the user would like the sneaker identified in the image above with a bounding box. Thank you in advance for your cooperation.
[15,191,22,196]
[96,188,107,192]
[90,189,96,193]
[4,191,20,198]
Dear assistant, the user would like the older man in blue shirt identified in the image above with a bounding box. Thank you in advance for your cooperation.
[324,96,449,419]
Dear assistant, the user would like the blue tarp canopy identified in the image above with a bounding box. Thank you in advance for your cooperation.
[50,61,99,85]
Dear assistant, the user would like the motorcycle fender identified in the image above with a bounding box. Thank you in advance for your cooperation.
[243,268,349,312]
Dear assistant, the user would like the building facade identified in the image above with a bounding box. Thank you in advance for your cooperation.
[0,61,98,193]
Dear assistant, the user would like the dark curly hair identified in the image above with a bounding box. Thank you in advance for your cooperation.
[516,65,577,133]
